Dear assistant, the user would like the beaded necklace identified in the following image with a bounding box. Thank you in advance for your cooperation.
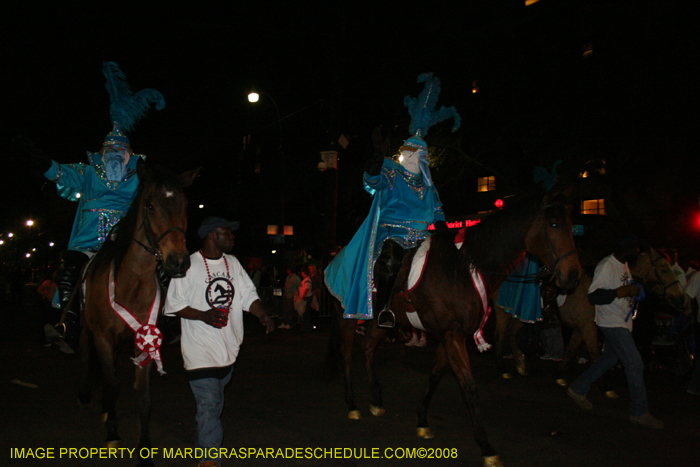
[200,250,232,307]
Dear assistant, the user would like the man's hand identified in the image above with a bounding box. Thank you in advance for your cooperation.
[259,314,275,334]
[201,308,229,329]
[617,284,640,299]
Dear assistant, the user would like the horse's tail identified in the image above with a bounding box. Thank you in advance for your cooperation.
[322,296,344,381]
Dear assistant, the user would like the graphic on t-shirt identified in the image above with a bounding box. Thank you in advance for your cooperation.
[206,277,235,309]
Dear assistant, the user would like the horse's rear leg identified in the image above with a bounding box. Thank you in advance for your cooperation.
[445,329,502,467]
[134,362,154,467]
[363,322,387,416]
[416,342,448,439]
[94,335,120,446]
[340,318,361,419]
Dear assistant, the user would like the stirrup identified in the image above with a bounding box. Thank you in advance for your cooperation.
[377,309,395,328]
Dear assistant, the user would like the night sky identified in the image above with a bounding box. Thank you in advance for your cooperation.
[3,1,699,268]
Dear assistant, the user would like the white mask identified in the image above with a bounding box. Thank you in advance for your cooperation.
[103,145,130,181]
[399,149,421,174]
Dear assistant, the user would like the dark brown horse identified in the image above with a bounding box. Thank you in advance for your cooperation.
[330,192,581,467]
[78,160,198,466]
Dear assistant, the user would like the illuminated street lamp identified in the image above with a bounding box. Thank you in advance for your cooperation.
[26,219,34,227]
[247,92,260,103]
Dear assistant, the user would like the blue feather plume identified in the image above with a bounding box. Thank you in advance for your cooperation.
[404,73,461,138]
[103,62,165,133]
[533,160,562,191]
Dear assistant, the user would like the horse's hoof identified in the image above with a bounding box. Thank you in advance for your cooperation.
[104,440,119,449]
[605,390,620,399]
[416,427,434,439]
[348,410,362,420]
[483,455,504,467]
[501,373,512,379]
[101,413,108,423]
[370,405,386,417]
[555,379,567,387]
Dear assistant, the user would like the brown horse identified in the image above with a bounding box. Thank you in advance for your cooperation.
[329,192,581,467]
[493,247,687,380]
[78,160,198,466]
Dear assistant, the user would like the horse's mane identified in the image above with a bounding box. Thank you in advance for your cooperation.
[458,193,551,276]
[89,165,184,280]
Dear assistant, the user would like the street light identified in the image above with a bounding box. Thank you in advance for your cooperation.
[248,89,285,231]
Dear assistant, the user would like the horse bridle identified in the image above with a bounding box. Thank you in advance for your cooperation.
[538,204,577,279]
[644,250,680,293]
[133,204,186,263]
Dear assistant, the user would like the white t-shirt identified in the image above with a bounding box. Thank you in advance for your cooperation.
[164,252,260,371]
[589,254,635,331]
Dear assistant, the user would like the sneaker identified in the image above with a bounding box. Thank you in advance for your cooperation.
[630,412,664,429]
[567,387,592,410]
[416,338,427,347]
[405,338,419,347]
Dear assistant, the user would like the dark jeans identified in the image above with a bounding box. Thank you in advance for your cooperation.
[570,327,649,416]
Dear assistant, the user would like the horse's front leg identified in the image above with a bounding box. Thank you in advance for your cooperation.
[416,341,448,439]
[340,318,361,419]
[93,333,120,447]
[508,320,526,376]
[134,360,154,467]
[363,322,387,416]
[444,328,503,467]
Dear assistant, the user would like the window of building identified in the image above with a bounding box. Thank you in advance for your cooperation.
[581,199,605,215]
[477,176,496,192]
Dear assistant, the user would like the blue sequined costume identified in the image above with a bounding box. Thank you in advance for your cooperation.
[325,158,445,320]
[44,152,143,252]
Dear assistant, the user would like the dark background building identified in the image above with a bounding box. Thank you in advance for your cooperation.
[2,0,698,275]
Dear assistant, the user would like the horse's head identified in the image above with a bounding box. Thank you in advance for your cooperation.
[136,159,200,278]
[525,192,581,290]
[633,248,688,310]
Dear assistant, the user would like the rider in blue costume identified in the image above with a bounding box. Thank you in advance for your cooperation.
[39,62,164,352]
[325,73,460,328]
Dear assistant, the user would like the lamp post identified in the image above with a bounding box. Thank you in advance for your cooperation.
[248,90,286,237]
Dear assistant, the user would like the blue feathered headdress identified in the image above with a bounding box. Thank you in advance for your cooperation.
[102,62,165,147]
[533,160,562,192]
[402,73,461,150]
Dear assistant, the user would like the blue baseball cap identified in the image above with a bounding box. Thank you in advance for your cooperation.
[198,217,240,239]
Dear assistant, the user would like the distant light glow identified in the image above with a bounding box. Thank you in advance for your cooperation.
[76,193,81,198]
[199,204,204,209]
[495,199,504,209]
[26,253,31,258]
[32,248,36,251]
[49,242,55,247]
[0,240,4,245]
[271,250,277,254]
[248,92,260,103]
[7,232,13,238]
[26,220,34,226]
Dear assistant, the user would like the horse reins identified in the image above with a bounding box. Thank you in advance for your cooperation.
[539,204,577,280]
[133,205,186,263]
